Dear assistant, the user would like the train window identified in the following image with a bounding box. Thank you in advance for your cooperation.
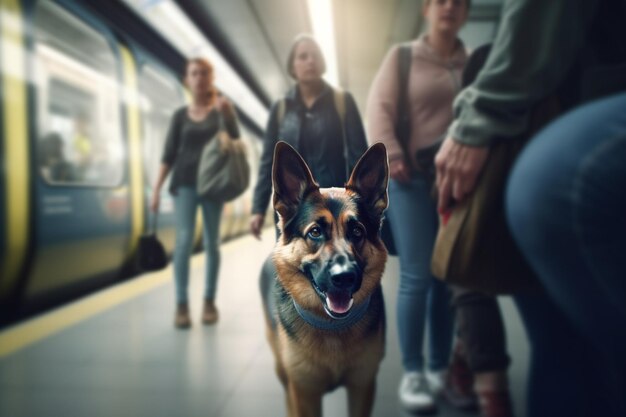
[33,0,124,187]
[138,64,185,189]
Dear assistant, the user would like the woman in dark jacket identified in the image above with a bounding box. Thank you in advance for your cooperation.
[249,34,368,238]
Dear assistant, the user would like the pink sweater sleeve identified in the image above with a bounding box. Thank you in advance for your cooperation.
[366,45,404,162]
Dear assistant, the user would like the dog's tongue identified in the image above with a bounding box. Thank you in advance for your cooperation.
[325,291,354,314]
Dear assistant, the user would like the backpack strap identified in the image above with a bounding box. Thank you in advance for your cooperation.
[333,88,346,125]
[396,44,412,148]
[277,98,286,125]
[333,88,350,180]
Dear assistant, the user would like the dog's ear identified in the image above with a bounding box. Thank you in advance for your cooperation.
[347,143,389,216]
[272,142,318,223]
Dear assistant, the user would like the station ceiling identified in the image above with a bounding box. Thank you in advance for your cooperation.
[180,0,503,116]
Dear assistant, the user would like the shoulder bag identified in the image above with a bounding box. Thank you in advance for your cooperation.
[431,45,557,294]
[197,113,250,202]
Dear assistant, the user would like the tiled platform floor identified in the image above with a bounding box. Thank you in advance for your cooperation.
[0,230,529,417]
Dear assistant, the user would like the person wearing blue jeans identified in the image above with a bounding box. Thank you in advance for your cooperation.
[173,187,223,310]
[507,93,626,416]
[151,58,240,328]
[388,174,455,380]
[434,1,626,414]
[367,0,469,411]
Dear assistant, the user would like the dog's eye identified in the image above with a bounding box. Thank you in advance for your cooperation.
[350,225,365,240]
[307,227,323,240]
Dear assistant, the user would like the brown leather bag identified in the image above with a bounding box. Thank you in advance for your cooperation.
[431,97,560,294]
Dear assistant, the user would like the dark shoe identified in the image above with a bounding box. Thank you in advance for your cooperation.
[202,299,219,325]
[174,303,191,329]
[477,390,513,417]
[443,342,478,410]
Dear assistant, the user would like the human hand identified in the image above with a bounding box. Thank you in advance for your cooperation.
[217,96,233,117]
[434,137,489,212]
[150,189,160,213]
[389,158,411,184]
[250,213,265,240]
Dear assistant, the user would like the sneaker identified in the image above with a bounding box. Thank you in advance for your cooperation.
[443,343,478,410]
[202,299,219,325]
[477,390,513,417]
[398,372,437,413]
[175,303,191,329]
[426,370,446,396]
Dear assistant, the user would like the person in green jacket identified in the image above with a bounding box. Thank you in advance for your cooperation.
[435,1,626,416]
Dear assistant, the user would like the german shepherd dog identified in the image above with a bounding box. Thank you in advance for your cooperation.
[262,142,389,417]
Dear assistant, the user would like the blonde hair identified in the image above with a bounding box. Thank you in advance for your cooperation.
[185,58,217,104]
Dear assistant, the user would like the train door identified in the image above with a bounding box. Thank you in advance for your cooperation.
[137,62,185,253]
[0,0,30,312]
[24,0,131,308]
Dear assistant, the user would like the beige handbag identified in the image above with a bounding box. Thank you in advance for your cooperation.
[431,98,560,295]
[430,138,540,294]
[196,126,250,203]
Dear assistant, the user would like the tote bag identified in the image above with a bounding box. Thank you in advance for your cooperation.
[197,125,250,203]
[431,45,559,294]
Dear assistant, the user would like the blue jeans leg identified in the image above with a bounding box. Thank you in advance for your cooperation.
[388,176,454,372]
[173,187,199,304]
[200,198,223,300]
[513,294,612,417]
[507,93,626,415]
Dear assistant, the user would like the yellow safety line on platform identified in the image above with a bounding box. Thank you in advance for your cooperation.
[0,234,261,358]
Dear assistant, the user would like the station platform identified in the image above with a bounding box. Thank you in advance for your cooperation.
[0,230,530,417]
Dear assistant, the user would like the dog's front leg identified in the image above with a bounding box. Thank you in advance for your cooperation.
[347,380,376,417]
[287,382,322,417]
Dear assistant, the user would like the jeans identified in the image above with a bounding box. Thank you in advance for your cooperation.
[173,186,223,304]
[514,294,620,417]
[507,93,626,415]
[388,175,454,372]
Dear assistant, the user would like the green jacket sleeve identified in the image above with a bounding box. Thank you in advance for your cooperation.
[448,0,597,147]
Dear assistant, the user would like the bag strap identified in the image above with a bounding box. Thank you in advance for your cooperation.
[396,44,412,147]
[276,90,350,180]
[333,88,349,180]
[277,98,286,126]
[150,212,158,235]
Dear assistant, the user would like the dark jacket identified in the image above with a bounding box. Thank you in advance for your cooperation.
[252,83,368,215]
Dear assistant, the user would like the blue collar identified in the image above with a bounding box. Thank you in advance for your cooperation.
[292,295,371,332]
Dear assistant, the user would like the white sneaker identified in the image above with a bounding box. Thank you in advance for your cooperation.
[398,372,436,413]
[426,369,446,396]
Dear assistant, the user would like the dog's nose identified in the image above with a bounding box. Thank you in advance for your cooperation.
[330,271,357,289]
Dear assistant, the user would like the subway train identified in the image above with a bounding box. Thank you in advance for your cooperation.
[0,0,266,325]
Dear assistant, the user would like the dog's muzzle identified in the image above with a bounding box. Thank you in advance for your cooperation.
[319,261,362,319]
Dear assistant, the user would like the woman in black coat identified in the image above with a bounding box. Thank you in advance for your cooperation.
[249,34,368,238]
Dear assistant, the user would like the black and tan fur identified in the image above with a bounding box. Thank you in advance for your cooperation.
[262,142,389,417]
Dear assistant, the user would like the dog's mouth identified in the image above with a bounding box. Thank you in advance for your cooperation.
[324,290,354,318]
[311,281,354,319]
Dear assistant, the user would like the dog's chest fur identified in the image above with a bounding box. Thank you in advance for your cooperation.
[274,285,386,390]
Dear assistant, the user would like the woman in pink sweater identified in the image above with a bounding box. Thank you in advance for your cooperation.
[366,0,468,413]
